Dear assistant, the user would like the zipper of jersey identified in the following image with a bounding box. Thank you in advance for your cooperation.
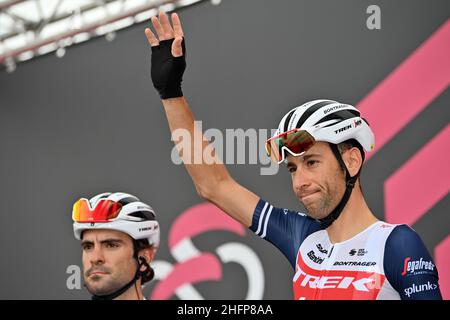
[328,246,334,258]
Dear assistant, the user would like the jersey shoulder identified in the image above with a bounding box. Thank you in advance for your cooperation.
[383,224,442,300]
[249,198,322,267]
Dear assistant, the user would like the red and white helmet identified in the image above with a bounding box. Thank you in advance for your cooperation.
[72,192,160,248]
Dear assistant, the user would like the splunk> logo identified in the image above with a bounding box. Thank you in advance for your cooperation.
[149,203,264,300]
[404,281,438,298]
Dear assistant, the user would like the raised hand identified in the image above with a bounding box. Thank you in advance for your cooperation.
[145,12,186,99]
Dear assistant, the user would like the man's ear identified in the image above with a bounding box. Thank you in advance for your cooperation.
[138,247,156,265]
[343,147,363,177]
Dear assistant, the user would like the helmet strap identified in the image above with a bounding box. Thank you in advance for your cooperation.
[318,143,360,229]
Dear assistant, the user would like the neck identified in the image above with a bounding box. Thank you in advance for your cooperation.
[326,184,378,244]
[114,280,143,300]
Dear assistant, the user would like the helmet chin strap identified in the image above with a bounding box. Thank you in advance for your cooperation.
[91,265,141,300]
[91,255,148,300]
[318,143,360,229]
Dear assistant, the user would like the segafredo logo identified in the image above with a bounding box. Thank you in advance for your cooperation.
[401,257,435,276]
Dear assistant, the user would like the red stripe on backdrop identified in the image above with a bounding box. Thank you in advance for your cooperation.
[384,125,450,226]
[150,253,222,300]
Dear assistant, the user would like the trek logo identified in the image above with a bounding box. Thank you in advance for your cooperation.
[401,257,435,276]
[294,270,380,292]
[334,124,352,134]
[307,250,324,264]
[354,119,362,127]
[294,255,385,299]
[404,281,438,298]
[316,244,328,254]
[349,248,368,256]
[139,226,155,232]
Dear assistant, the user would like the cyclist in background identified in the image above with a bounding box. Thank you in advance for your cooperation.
[72,192,159,300]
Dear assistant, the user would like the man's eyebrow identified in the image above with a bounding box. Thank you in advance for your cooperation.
[286,153,322,167]
[81,240,93,247]
[286,161,296,168]
[301,153,322,161]
[99,238,124,244]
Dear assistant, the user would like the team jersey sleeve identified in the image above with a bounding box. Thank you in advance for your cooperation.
[249,198,321,268]
[384,224,442,300]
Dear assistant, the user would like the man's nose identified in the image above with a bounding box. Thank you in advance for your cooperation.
[293,165,311,192]
[90,246,105,265]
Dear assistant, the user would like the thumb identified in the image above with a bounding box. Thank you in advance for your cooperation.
[172,37,183,57]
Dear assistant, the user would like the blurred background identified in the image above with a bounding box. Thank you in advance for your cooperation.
[0,0,449,299]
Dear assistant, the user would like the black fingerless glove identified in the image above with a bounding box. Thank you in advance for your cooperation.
[151,38,186,99]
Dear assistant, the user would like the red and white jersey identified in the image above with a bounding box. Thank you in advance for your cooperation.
[293,221,398,299]
[250,199,442,300]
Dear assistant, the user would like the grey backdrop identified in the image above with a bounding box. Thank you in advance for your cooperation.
[0,0,449,299]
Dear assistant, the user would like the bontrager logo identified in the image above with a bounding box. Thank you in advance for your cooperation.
[334,261,376,267]
[307,250,324,264]
[401,257,435,276]
[323,104,347,115]
[404,281,438,298]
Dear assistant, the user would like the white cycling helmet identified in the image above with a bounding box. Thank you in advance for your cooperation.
[72,192,160,248]
[267,99,375,163]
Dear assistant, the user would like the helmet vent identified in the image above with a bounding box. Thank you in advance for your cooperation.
[129,211,156,221]
[314,109,360,126]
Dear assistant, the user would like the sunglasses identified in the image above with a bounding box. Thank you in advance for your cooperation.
[72,198,122,223]
[265,129,316,164]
